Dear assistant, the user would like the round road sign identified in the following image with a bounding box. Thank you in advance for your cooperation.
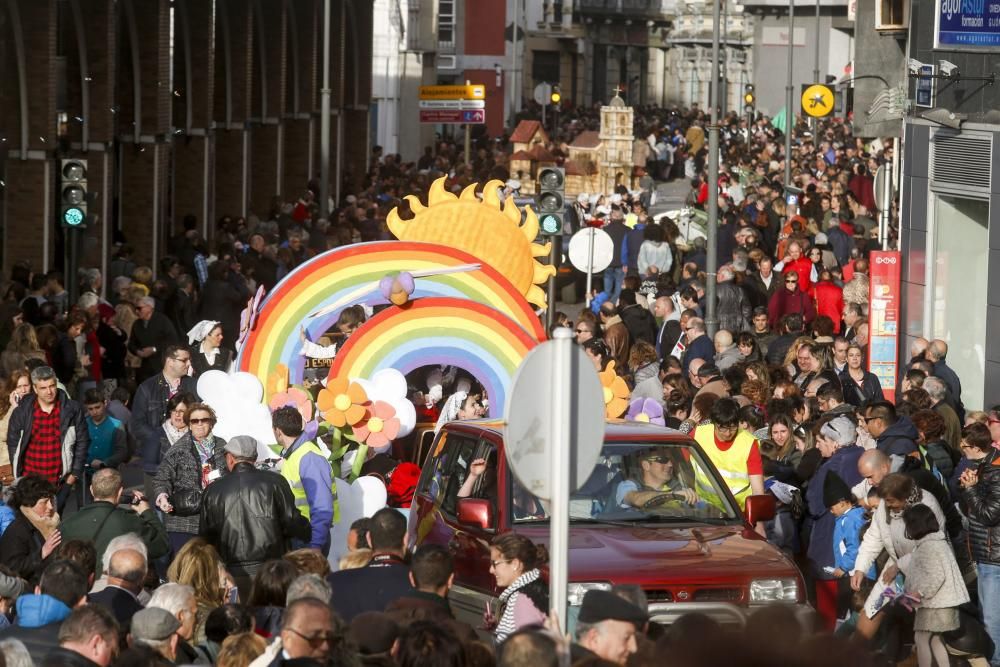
[801,84,834,118]
[568,227,614,274]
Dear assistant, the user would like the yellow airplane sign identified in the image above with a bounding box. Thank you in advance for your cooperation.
[801,84,834,118]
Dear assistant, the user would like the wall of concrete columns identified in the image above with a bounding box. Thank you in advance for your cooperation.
[0,0,373,280]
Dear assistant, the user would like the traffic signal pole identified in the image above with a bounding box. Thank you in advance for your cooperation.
[705,0,721,338]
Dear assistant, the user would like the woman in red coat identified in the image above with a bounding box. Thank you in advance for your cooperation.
[813,269,845,334]
[768,270,817,331]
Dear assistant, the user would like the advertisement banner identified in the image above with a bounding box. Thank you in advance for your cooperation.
[868,251,902,403]
[936,0,1000,48]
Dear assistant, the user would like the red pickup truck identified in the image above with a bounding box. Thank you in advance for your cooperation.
[408,419,807,629]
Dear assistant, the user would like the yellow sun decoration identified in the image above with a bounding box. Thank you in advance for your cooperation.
[387,177,556,308]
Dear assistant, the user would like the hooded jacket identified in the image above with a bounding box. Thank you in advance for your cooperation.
[0,593,73,658]
[875,416,920,458]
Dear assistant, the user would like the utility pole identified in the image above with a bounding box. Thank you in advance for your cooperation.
[319,0,331,220]
[813,0,821,134]
[784,0,794,188]
[706,0,721,337]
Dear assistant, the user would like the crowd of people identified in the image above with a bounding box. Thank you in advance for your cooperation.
[0,101,988,667]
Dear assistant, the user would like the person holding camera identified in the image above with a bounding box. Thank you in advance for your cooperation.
[59,467,170,575]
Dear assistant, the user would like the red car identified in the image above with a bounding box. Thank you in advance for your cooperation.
[408,419,807,629]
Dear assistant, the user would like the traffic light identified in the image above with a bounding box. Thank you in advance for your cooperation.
[743,83,756,119]
[536,167,565,236]
[550,85,561,105]
[60,159,88,229]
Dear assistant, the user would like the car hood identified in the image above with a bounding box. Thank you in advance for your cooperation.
[514,522,797,586]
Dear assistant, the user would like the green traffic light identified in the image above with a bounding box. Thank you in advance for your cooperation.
[63,207,86,227]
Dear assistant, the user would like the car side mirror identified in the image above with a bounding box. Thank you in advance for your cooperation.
[457,498,495,530]
[744,494,776,525]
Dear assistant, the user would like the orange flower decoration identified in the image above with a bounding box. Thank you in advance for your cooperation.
[317,377,369,428]
[599,360,630,419]
[266,364,290,399]
[352,401,401,449]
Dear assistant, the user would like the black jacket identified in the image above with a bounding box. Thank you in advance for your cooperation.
[199,462,310,573]
[127,312,181,382]
[0,513,51,583]
[131,373,199,474]
[40,646,102,667]
[963,448,1000,564]
[620,304,656,347]
[88,585,144,632]
[327,553,413,622]
[7,390,89,481]
[716,281,751,333]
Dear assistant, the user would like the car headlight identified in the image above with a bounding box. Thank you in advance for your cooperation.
[749,578,799,603]
[567,582,612,606]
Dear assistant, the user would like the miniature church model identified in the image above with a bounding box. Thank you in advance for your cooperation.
[598,92,634,195]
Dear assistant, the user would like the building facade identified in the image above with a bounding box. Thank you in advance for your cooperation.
[0,0,374,278]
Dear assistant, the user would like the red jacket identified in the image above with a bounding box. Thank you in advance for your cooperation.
[813,280,845,334]
[782,257,814,293]
[768,286,817,331]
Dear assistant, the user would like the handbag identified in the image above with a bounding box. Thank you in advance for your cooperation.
[169,488,203,517]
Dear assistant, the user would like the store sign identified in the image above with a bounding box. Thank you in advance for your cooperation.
[936,0,1000,48]
[868,251,902,402]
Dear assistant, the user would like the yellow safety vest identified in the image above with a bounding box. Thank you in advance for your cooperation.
[693,425,756,511]
[281,440,340,524]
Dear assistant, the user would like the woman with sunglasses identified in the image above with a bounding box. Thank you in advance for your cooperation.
[153,403,228,554]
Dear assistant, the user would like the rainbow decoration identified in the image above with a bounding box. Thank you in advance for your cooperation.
[328,298,539,416]
[236,241,546,400]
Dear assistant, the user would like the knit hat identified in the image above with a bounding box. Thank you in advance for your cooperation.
[820,416,857,447]
[823,471,854,508]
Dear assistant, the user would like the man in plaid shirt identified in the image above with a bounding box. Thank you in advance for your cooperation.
[7,366,89,497]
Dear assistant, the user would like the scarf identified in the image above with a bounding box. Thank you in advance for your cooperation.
[494,568,540,643]
[193,434,216,465]
[886,483,923,524]
[21,505,59,539]
[434,391,468,434]
[162,421,188,447]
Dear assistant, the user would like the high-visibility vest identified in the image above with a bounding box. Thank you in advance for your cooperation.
[693,425,756,511]
[281,440,340,524]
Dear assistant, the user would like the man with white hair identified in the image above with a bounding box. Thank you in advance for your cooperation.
[146,583,199,662]
[713,330,741,371]
[924,376,962,451]
[126,296,181,384]
[129,607,182,663]
[286,574,333,605]
[714,265,751,334]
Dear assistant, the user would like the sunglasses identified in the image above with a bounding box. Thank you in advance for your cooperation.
[785,279,798,284]
[645,456,672,463]
[189,417,214,425]
[575,328,590,334]
[286,628,340,647]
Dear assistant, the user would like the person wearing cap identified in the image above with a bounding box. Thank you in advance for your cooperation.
[198,434,310,598]
[803,415,864,630]
[572,589,647,665]
[691,398,765,515]
[130,607,182,663]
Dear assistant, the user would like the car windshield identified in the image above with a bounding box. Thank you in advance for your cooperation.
[511,442,741,524]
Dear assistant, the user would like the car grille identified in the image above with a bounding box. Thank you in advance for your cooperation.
[645,589,673,603]
[693,588,743,603]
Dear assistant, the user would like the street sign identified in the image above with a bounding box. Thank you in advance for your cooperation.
[419,84,485,100]
[567,228,613,273]
[417,99,486,110]
[504,329,605,634]
[915,64,935,108]
[418,109,485,124]
[533,82,552,106]
[800,83,834,118]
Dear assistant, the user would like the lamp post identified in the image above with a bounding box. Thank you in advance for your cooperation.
[784,0,794,188]
[319,0,332,221]
[705,0,722,337]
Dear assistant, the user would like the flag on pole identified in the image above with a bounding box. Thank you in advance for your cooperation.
[771,107,787,133]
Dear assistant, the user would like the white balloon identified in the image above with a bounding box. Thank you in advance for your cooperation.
[327,476,389,571]
[197,370,231,404]
[352,378,375,398]
[231,372,264,404]
[371,369,407,401]
[388,397,416,439]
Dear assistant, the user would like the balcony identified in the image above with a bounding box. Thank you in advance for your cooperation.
[577,0,670,18]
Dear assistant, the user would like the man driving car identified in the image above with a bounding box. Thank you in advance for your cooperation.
[616,450,698,509]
